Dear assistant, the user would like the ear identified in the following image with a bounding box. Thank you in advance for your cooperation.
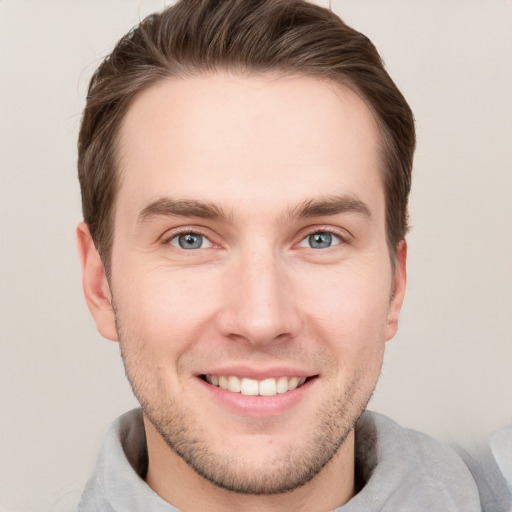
[385,239,407,342]
[76,222,119,341]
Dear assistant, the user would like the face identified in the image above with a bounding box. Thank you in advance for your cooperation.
[80,72,406,496]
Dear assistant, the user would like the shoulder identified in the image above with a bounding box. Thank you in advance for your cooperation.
[79,409,175,512]
[359,410,472,474]
[339,411,482,512]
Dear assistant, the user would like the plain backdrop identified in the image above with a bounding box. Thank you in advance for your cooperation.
[1,1,511,510]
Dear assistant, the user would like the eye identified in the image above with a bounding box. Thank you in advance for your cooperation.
[298,231,342,249]
[168,232,213,250]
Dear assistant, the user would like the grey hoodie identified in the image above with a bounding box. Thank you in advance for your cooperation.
[78,409,482,511]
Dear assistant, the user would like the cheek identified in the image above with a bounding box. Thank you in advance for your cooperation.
[297,263,392,337]
[294,262,391,384]
[112,264,221,351]
[112,269,215,396]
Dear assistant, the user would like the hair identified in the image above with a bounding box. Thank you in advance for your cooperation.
[78,0,415,271]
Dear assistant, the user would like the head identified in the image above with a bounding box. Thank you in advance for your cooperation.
[78,0,414,273]
[77,0,414,506]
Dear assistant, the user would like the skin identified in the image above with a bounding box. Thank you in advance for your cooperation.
[77,72,407,512]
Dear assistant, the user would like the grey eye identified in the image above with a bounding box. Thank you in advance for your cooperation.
[309,232,332,249]
[298,232,341,249]
[169,233,212,250]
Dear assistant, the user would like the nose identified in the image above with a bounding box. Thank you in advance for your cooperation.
[217,246,302,347]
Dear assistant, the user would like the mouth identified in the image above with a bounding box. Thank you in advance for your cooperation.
[201,374,315,396]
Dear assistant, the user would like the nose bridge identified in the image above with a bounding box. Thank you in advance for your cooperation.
[220,241,300,345]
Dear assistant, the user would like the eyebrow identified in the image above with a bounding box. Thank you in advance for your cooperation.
[137,193,371,225]
[137,198,230,224]
[288,194,372,220]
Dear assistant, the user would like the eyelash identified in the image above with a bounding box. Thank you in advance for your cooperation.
[162,226,348,250]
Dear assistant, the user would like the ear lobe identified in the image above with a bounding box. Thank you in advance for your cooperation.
[385,239,407,342]
[76,222,119,342]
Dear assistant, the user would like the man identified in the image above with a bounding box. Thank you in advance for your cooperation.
[76,1,481,510]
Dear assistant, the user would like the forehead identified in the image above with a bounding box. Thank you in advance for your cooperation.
[116,72,384,219]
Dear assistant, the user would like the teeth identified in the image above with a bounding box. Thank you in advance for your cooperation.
[288,377,299,390]
[219,376,228,390]
[241,378,259,395]
[276,376,289,394]
[228,376,241,393]
[205,375,308,396]
[259,378,276,396]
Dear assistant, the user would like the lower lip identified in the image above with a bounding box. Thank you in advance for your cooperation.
[197,377,316,416]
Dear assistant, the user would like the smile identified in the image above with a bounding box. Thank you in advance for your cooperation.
[204,375,308,396]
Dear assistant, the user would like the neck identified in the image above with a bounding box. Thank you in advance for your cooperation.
[144,417,356,512]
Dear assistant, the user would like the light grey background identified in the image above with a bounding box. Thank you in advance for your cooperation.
[1,1,511,510]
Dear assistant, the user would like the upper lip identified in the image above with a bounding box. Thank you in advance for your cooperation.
[197,365,317,380]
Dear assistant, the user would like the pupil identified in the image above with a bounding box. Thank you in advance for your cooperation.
[310,232,331,249]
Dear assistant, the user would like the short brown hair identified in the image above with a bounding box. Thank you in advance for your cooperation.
[78,0,415,270]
